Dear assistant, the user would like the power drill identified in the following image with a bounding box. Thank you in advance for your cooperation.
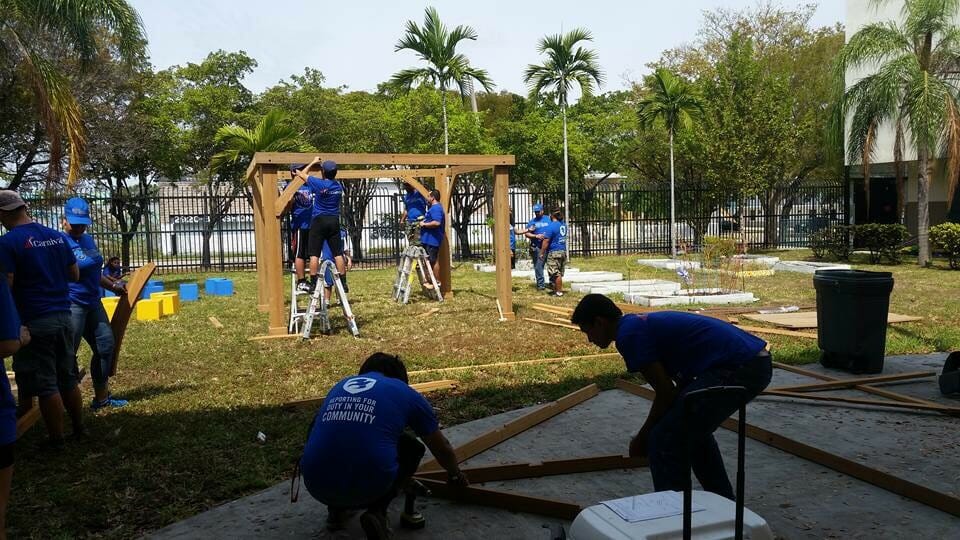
[400,479,430,529]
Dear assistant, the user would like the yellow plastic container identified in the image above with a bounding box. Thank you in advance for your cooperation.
[152,291,180,316]
[136,298,162,321]
[101,297,120,321]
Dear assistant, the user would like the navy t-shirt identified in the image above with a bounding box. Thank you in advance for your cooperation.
[65,233,103,307]
[509,224,516,251]
[0,274,18,445]
[420,203,445,247]
[290,183,314,229]
[404,190,427,222]
[615,312,767,386]
[0,222,76,322]
[301,372,439,505]
[526,215,551,248]
[543,220,567,253]
[306,176,343,218]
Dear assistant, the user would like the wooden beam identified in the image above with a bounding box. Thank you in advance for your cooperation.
[273,173,307,217]
[614,379,960,518]
[283,380,458,410]
[417,307,440,318]
[761,390,960,415]
[249,152,515,173]
[770,371,936,393]
[732,324,818,339]
[415,454,647,483]
[406,352,621,376]
[531,304,574,317]
[110,262,156,376]
[449,165,494,177]
[332,168,445,179]
[418,384,600,472]
[251,175,268,310]
[436,173,453,299]
[773,362,942,407]
[261,165,287,335]
[416,478,582,520]
[16,405,40,439]
[209,316,224,329]
[247,333,300,341]
[493,165,514,321]
[524,318,579,331]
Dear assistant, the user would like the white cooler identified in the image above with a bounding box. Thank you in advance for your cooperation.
[569,490,773,540]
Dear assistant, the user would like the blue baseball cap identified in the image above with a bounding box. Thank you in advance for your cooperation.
[321,160,338,175]
[64,197,91,225]
[532,203,543,212]
[290,163,306,175]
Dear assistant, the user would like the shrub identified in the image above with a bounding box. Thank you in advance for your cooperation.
[702,236,736,266]
[809,225,851,260]
[854,223,910,264]
[930,222,960,269]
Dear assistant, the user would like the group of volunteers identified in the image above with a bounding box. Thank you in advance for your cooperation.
[0,190,129,534]
[523,203,568,296]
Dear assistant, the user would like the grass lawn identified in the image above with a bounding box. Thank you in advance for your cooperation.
[10,250,960,538]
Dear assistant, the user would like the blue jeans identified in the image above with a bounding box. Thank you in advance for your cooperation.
[647,353,772,500]
[529,247,545,288]
[70,302,115,391]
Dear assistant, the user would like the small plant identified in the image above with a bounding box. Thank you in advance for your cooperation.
[809,225,851,260]
[854,223,910,264]
[702,236,736,267]
[930,222,960,269]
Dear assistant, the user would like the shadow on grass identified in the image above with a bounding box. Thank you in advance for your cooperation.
[117,383,197,402]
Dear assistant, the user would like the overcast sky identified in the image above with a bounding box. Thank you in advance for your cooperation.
[129,0,844,95]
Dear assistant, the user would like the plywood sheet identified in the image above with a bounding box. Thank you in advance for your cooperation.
[743,311,921,329]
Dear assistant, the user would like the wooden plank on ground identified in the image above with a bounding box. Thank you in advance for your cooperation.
[761,390,960,415]
[524,318,579,331]
[416,478,582,520]
[770,371,935,393]
[733,324,818,339]
[531,304,573,316]
[773,362,942,407]
[248,333,300,341]
[614,379,960,518]
[744,311,922,329]
[110,262,157,376]
[209,316,224,329]
[417,308,440,318]
[283,380,459,410]
[418,384,600,472]
[415,454,647,483]
[406,353,621,377]
[16,406,40,438]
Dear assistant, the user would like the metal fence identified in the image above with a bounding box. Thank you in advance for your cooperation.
[9,182,847,273]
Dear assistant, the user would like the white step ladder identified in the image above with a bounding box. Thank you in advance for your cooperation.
[393,245,443,304]
[290,260,359,338]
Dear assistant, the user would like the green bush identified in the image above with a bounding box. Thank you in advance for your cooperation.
[702,236,737,266]
[854,223,909,264]
[930,222,960,269]
[809,225,851,260]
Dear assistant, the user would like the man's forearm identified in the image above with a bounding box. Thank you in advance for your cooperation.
[638,388,677,436]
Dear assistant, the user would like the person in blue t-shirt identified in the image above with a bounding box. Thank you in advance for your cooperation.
[508,213,517,270]
[0,269,26,534]
[419,189,445,289]
[287,180,315,294]
[0,190,84,449]
[101,256,127,295]
[570,294,772,501]
[300,353,467,536]
[523,203,551,290]
[292,157,347,293]
[539,210,568,297]
[61,198,128,411]
[400,184,427,247]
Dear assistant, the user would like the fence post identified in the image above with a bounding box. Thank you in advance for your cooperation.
[392,195,401,263]
[217,194,226,271]
[616,188,623,255]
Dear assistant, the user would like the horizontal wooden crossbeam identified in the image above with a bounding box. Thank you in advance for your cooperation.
[615,379,960,518]
[283,380,458,410]
[761,389,960,415]
[770,371,935,393]
[246,152,514,181]
[415,454,647,483]
[417,478,582,520]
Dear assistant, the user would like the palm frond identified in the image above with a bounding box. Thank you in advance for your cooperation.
[837,21,911,71]
[525,28,603,106]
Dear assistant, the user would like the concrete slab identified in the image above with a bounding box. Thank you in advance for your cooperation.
[731,255,781,268]
[149,354,959,540]
[624,288,757,307]
[531,271,623,284]
[773,261,852,274]
[636,259,702,270]
[571,280,681,295]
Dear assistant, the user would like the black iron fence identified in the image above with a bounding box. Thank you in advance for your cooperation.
[8,182,847,273]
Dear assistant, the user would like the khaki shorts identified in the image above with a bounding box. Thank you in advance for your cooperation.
[546,251,566,278]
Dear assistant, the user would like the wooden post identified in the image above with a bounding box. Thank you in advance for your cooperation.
[493,166,515,320]
[251,175,268,312]
[437,172,453,298]
[260,165,286,335]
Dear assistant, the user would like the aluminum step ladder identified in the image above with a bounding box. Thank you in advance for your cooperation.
[393,245,443,304]
[295,260,359,338]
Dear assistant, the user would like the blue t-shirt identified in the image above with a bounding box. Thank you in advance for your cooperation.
[0,222,76,322]
[509,224,516,251]
[65,233,104,307]
[615,312,767,386]
[526,215,551,248]
[404,190,427,222]
[306,176,343,218]
[543,220,567,253]
[420,203,445,248]
[0,275,18,445]
[290,183,314,230]
[103,265,121,280]
[301,372,439,505]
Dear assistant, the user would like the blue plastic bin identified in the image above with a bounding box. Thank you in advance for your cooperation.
[179,283,199,302]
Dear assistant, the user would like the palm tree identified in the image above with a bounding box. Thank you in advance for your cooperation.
[524,28,604,258]
[391,6,494,155]
[1,0,145,186]
[833,0,960,266]
[637,68,704,259]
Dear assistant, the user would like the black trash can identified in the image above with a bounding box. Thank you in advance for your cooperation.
[813,269,895,374]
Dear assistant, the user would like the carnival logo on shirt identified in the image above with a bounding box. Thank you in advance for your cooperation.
[343,377,377,395]
[23,236,65,249]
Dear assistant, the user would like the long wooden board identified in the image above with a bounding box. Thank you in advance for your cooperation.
[524,318,580,331]
[418,384,600,472]
[773,361,942,407]
[15,406,40,439]
[770,371,936,393]
[110,262,157,376]
[406,353,621,377]
[282,380,458,410]
[761,390,960,415]
[417,478,582,520]
[732,324,818,339]
[415,454,647,483]
[744,311,922,329]
[614,379,960,518]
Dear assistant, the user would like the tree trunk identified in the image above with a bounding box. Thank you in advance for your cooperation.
[578,221,591,257]
[763,190,781,249]
[442,87,449,155]
[454,224,473,259]
[917,146,931,266]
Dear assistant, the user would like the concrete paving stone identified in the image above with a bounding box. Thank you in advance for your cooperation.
[624,289,757,307]
[773,261,853,274]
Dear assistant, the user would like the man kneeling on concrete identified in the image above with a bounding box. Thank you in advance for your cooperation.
[300,352,468,539]
[571,294,772,500]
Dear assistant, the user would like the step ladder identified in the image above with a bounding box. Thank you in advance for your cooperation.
[290,260,359,338]
[393,245,443,304]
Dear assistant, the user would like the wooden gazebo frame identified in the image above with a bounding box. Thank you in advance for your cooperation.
[245,152,517,336]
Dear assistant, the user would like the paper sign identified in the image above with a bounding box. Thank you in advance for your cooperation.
[601,491,705,523]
